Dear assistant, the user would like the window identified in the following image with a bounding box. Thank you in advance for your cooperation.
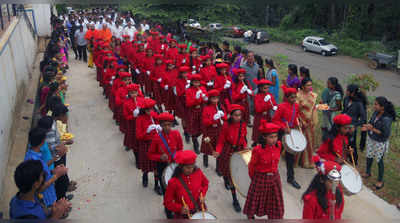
[314,41,320,46]
[306,39,313,44]
[319,39,329,46]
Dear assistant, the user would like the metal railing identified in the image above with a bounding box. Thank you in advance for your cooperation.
[0,4,16,32]
[15,4,37,38]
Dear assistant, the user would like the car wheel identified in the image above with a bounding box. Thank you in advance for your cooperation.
[321,51,327,56]
[302,46,307,52]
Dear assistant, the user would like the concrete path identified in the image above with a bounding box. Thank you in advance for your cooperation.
[65,58,400,221]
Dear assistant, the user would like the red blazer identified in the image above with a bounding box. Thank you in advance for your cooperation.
[254,92,277,114]
[166,47,179,62]
[122,97,143,120]
[148,130,183,163]
[303,189,344,219]
[216,122,247,153]
[248,142,281,178]
[176,53,190,67]
[141,55,155,74]
[161,68,178,89]
[272,101,300,129]
[115,84,128,107]
[201,104,226,127]
[199,65,217,83]
[214,74,232,93]
[185,86,207,107]
[317,134,348,162]
[151,64,166,82]
[164,169,209,213]
[102,68,116,86]
[135,113,158,141]
[175,78,188,97]
[232,80,251,102]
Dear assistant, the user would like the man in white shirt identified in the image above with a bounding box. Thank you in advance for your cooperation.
[123,22,137,41]
[140,20,150,32]
[74,26,88,62]
[112,21,123,39]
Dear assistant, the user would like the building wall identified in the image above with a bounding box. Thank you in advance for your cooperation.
[0,15,37,197]
[31,4,52,37]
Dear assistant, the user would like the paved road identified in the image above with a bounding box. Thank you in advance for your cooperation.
[227,38,400,105]
[65,58,400,221]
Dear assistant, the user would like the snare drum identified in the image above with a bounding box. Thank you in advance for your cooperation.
[230,150,252,198]
[162,163,178,188]
[340,164,362,195]
[283,129,307,154]
[191,211,217,219]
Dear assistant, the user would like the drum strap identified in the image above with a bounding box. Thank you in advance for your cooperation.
[282,104,296,128]
[178,176,200,211]
[233,121,243,150]
[158,132,175,159]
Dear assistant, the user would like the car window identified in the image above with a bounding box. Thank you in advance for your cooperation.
[319,39,329,46]
[313,41,320,46]
[216,24,221,28]
[306,39,313,44]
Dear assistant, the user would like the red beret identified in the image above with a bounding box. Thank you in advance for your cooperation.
[281,85,297,95]
[228,104,244,113]
[254,78,272,86]
[104,56,117,61]
[126,84,140,92]
[165,60,174,65]
[216,63,229,69]
[103,50,113,55]
[179,66,190,73]
[258,120,281,133]
[122,35,130,38]
[169,39,177,44]
[119,72,131,79]
[154,54,163,60]
[333,114,352,126]
[207,89,220,97]
[141,98,156,109]
[150,31,159,35]
[174,150,197,165]
[189,46,197,53]
[138,43,145,47]
[117,64,128,70]
[313,156,342,176]
[178,44,187,49]
[157,112,174,122]
[190,74,202,81]
[200,55,211,61]
[232,68,246,75]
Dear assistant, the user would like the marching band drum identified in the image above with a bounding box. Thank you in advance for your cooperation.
[191,211,218,220]
[283,129,307,154]
[230,150,252,197]
[340,164,363,195]
[162,163,178,188]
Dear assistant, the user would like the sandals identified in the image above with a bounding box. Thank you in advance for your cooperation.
[375,182,384,190]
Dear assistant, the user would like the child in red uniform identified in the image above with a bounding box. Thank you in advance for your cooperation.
[200,90,226,168]
[244,121,284,219]
[199,55,217,91]
[114,72,132,128]
[231,68,253,125]
[302,157,344,220]
[164,150,209,219]
[214,104,247,212]
[161,60,178,113]
[317,114,353,164]
[252,79,277,144]
[141,48,155,96]
[272,85,301,189]
[214,63,232,111]
[186,74,208,154]
[122,84,143,160]
[166,39,178,62]
[174,66,191,143]
[188,47,201,74]
[148,112,183,195]
[176,44,189,67]
[151,54,166,111]
[136,98,160,188]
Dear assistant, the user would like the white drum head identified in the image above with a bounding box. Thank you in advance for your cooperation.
[230,150,252,198]
[284,129,307,152]
[163,163,178,187]
[191,211,217,219]
[341,164,362,194]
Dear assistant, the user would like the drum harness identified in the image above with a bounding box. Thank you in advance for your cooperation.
[158,132,176,160]
[178,177,200,212]
[232,121,243,151]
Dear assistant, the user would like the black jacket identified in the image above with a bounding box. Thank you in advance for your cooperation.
[368,111,393,142]
[342,97,367,127]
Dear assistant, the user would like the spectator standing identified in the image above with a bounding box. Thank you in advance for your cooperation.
[74,26,88,62]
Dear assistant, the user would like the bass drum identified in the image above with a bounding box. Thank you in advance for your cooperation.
[340,164,363,196]
[283,129,307,154]
[162,163,178,188]
[191,211,217,219]
[230,149,252,198]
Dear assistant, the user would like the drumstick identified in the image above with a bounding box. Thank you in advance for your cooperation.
[200,192,205,219]
[181,197,191,219]
[349,147,356,169]
[335,152,352,167]
[296,117,303,134]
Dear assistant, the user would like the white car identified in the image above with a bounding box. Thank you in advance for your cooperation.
[187,19,201,28]
[302,36,338,56]
[208,23,222,31]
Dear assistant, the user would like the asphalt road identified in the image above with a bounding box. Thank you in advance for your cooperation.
[227,38,400,105]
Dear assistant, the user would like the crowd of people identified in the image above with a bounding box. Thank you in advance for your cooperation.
[8,8,397,220]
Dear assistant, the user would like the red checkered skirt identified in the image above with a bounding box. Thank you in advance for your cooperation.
[144,76,153,95]
[175,95,186,119]
[186,106,202,136]
[105,84,112,98]
[123,119,138,152]
[137,73,145,86]
[120,115,127,134]
[252,112,272,142]
[109,92,115,112]
[220,90,231,111]
[113,105,122,123]
[99,70,104,87]
[165,89,176,112]
[138,140,156,172]
[234,98,250,124]
[200,125,221,155]
[96,67,101,81]
[152,82,162,104]
[243,172,284,219]
[217,144,244,180]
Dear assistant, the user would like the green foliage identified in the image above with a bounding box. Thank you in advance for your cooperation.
[56,4,68,15]
[345,73,380,92]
